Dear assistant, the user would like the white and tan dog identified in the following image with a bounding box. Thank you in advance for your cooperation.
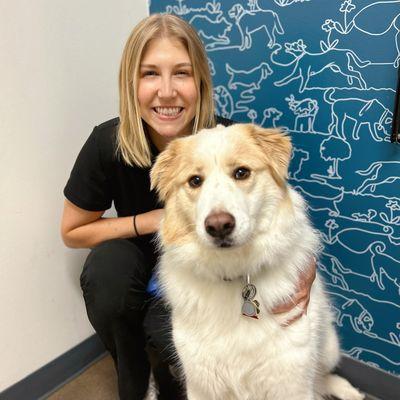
[150,124,364,400]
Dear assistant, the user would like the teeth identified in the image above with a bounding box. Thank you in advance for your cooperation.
[155,107,182,116]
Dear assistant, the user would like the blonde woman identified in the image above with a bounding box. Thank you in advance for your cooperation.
[61,14,315,400]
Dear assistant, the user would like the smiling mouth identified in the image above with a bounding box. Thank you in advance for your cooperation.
[153,107,183,117]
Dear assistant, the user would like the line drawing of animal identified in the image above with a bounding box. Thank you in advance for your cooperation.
[289,147,309,179]
[213,85,234,118]
[249,0,311,9]
[189,14,232,49]
[318,253,350,290]
[346,0,400,67]
[274,47,369,92]
[323,241,386,286]
[327,290,374,334]
[260,107,283,127]
[286,94,319,132]
[348,347,400,368]
[324,89,393,142]
[228,3,284,50]
[208,59,216,76]
[355,161,400,194]
[233,88,257,112]
[351,209,378,223]
[226,62,273,90]
[369,242,400,295]
[150,124,365,400]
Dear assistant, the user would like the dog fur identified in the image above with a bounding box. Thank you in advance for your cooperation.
[150,124,364,400]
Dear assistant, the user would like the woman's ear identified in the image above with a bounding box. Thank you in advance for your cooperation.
[244,124,292,185]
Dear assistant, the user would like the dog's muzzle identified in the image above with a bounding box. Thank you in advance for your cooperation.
[204,211,235,247]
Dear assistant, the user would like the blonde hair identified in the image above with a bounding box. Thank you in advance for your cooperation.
[118,14,216,167]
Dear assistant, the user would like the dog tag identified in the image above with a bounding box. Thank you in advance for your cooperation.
[242,283,257,301]
[242,299,260,319]
[241,276,260,319]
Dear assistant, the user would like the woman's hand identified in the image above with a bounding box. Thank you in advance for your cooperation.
[271,258,317,325]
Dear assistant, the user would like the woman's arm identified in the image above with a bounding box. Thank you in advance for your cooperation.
[61,199,163,249]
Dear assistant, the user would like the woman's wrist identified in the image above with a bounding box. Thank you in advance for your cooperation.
[132,215,140,237]
[132,209,163,237]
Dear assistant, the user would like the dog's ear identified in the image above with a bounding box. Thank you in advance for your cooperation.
[150,140,181,202]
[245,124,292,184]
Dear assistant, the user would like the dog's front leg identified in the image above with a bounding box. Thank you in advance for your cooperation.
[186,384,207,400]
[276,391,315,400]
[272,383,315,400]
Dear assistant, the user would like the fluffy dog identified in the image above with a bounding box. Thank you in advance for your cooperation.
[150,124,364,400]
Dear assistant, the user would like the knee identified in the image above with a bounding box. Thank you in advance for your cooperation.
[80,239,152,318]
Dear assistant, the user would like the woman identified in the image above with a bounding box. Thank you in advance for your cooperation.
[61,13,315,400]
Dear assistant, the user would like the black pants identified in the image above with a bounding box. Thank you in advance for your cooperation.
[80,239,185,400]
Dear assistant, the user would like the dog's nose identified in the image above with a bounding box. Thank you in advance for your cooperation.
[205,212,235,239]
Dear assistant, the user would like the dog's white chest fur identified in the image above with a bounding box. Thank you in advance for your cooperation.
[158,203,327,400]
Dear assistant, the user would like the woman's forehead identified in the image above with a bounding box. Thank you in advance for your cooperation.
[141,37,190,63]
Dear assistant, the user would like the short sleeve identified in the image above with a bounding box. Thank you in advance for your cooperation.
[64,126,112,211]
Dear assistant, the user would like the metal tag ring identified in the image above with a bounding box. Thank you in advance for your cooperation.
[242,283,257,300]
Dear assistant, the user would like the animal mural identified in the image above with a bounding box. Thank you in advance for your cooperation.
[151,0,400,377]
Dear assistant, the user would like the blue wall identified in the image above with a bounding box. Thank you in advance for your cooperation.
[150,0,400,376]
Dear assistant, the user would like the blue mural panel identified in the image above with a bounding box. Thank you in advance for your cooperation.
[150,0,400,376]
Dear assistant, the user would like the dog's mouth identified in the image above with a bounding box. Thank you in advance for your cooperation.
[213,238,234,248]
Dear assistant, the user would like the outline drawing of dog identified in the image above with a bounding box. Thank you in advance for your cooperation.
[228,4,284,50]
[275,47,369,92]
[150,124,364,400]
[346,0,400,67]
[325,89,393,142]
[189,14,232,49]
[356,161,400,194]
[226,62,273,90]
[286,94,319,132]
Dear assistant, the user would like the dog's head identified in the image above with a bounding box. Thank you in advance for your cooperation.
[150,124,292,254]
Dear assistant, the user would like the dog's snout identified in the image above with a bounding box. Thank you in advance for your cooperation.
[205,212,235,239]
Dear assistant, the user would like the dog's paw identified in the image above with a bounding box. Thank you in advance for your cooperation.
[324,374,365,400]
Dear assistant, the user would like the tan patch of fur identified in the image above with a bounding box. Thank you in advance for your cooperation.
[240,124,292,189]
[151,138,198,245]
[150,139,189,202]
[162,201,196,246]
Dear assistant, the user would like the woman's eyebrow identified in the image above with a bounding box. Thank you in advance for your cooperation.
[140,62,192,68]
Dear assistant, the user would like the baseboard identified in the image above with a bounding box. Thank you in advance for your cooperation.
[0,334,106,400]
[1,336,399,400]
[337,354,400,400]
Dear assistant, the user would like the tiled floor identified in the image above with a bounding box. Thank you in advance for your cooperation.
[46,355,378,400]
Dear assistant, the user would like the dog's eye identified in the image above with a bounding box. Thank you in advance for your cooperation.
[188,175,203,188]
[233,167,251,180]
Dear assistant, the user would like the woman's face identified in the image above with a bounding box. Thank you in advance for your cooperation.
[138,37,198,149]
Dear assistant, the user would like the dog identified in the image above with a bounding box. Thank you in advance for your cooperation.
[150,123,365,400]
[228,4,284,50]
[226,62,273,90]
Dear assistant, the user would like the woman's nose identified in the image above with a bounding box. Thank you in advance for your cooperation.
[157,76,177,98]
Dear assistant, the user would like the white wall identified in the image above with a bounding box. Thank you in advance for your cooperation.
[0,0,149,391]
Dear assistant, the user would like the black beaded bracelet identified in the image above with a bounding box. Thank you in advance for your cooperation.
[133,215,140,237]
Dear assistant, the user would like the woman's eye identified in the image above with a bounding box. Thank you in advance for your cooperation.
[176,70,189,76]
[142,70,157,77]
[233,167,251,180]
[188,175,203,188]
